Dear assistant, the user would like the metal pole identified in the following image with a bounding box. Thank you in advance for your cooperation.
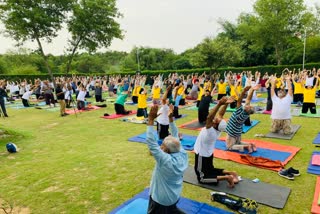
[303,28,306,70]
[136,49,140,72]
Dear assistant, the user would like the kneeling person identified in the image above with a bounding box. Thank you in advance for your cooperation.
[194,96,239,188]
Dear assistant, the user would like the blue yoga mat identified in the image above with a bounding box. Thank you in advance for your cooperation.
[215,140,291,162]
[129,132,291,161]
[109,188,233,214]
[308,151,320,175]
[128,131,196,151]
[313,133,320,145]
[250,98,265,103]
[242,120,259,133]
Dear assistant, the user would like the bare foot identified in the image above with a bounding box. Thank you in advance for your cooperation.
[248,145,253,153]
[227,176,235,188]
[252,143,257,152]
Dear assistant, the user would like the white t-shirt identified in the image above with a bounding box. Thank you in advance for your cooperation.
[157,105,170,125]
[194,127,221,157]
[306,77,314,87]
[22,91,33,100]
[77,90,86,101]
[271,94,293,119]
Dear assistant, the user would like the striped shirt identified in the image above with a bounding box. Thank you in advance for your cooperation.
[226,105,249,137]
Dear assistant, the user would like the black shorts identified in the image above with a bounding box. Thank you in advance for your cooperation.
[137,108,148,118]
[194,153,224,184]
[157,123,169,140]
[302,102,316,114]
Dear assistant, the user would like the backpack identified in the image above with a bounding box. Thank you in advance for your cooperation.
[6,143,18,153]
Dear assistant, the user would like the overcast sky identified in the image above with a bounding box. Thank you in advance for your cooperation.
[0,0,318,55]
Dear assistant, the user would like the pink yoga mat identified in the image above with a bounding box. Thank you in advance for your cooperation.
[312,155,320,166]
[65,106,101,114]
[101,110,137,119]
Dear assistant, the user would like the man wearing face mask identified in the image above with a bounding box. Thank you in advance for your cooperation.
[226,85,260,153]
[194,96,239,188]
[270,75,293,135]
[146,104,188,214]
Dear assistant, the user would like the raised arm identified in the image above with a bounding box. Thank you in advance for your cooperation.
[216,96,235,119]
[245,84,260,105]
[237,86,251,108]
[206,97,227,129]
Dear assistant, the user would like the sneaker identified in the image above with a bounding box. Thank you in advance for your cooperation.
[287,167,300,176]
[238,199,257,214]
[278,169,294,180]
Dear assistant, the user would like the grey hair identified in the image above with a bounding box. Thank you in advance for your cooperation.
[163,136,180,153]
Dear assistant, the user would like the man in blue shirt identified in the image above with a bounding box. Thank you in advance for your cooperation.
[146,104,188,214]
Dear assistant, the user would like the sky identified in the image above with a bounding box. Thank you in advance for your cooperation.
[0,0,318,55]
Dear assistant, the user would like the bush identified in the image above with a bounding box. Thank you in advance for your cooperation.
[1,62,319,81]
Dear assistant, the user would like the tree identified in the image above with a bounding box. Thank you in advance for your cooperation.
[244,0,311,65]
[65,0,123,74]
[190,37,243,72]
[0,0,74,87]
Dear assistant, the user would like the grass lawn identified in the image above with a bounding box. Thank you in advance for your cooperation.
[0,96,319,213]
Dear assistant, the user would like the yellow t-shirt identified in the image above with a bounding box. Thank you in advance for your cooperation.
[153,87,161,99]
[138,93,148,108]
[177,86,184,95]
[197,86,204,101]
[230,85,239,100]
[217,82,228,94]
[204,81,212,92]
[276,78,282,88]
[132,86,141,97]
[303,87,316,103]
[293,82,303,94]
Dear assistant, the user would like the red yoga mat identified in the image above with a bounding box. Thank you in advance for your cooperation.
[101,110,137,119]
[65,106,101,115]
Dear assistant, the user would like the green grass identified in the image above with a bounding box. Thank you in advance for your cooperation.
[0,96,319,213]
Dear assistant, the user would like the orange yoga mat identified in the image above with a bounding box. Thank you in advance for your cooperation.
[214,137,301,171]
[312,177,320,214]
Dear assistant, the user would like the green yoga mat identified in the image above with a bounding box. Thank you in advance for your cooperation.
[183,166,290,209]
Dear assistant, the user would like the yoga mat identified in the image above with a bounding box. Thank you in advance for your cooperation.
[264,124,301,140]
[109,188,233,214]
[300,109,320,118]
[215,139,290,162]
[311,177,320,214]
[183,166,291,209]
[312,155,320,166]
[185,103,215,111]
[242,120,260,133]
[101,110,137,119]
[179,120,205,130]
[180,119,260,133]
[313,133,320,145]
[128,132,196,151]
[215,138,300,171]
[65,106,101,115]
[262,110,272,115]
[308,152,320,175]
[121,114,187,124]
